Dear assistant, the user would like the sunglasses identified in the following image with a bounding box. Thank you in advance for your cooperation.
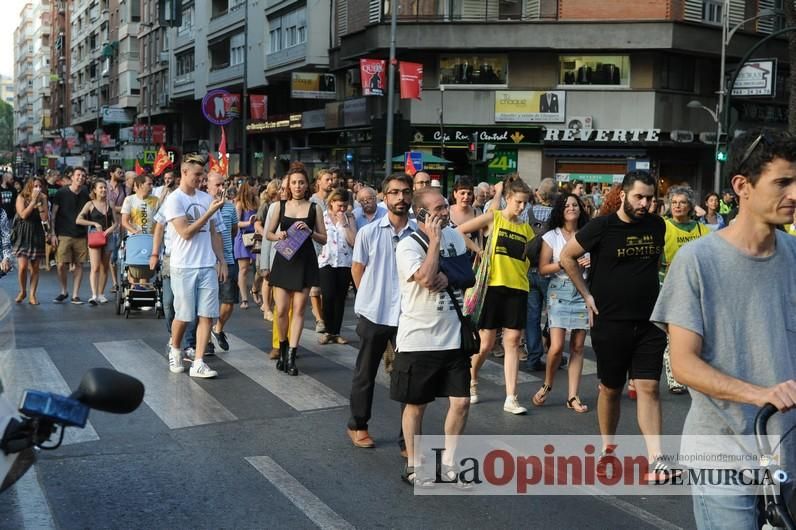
[737,130,789,170]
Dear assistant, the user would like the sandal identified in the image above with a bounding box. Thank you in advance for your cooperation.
[401,465,434,488]
[251,289,262,306]
[15,292,26,303]
[263,309,274,321]
[318,334,333,345]
[28,296,39,305]
[240,301,249,310]
[334,335,349,345]
[566,396,589,413]
[439,464,473,490]
[532,384,552,406]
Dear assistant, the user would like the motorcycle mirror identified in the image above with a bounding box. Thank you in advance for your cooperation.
[69,368,144,414]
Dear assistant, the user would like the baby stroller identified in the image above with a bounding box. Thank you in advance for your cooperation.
[115,233,163,319]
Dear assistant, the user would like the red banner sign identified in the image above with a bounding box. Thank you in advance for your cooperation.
[360,59,386,96]
[249,95,267,121]
[399,61,423,100]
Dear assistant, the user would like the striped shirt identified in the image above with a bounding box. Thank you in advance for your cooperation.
[219,201,238,265]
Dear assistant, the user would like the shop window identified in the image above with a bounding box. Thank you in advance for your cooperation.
[440,55,507,85]
[559,56,630,87]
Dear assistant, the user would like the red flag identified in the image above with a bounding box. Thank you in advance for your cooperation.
[218,126,228,176]
[360,59,386,96]
[405,152,418,176]
[134,159,145,176]
[399,61,423,100]
[208,152,221,174]
[249,95,267,121]
[153,145,172,176]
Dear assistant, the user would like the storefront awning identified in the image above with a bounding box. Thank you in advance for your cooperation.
[544,148,648,158]
[391,153,451,164]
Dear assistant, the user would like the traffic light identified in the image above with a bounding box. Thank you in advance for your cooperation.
[482,143,496,161]
[716,149,728,162]
[467,132,479,161]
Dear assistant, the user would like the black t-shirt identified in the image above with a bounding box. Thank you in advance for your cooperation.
[47,182,61,200]
[53,186,90,237]
[575,213,665,320]
[0,184,17,221]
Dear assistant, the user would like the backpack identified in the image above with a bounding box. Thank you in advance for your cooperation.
[524,205,550,268]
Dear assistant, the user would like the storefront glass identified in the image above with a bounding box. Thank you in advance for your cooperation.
[559,55,630,86]
[440,55,508,85]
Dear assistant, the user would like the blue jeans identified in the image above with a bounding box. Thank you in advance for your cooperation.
[692,483,759,530]
[525,270,549,365]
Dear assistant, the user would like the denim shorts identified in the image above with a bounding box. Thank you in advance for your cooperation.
[171,266,220,322]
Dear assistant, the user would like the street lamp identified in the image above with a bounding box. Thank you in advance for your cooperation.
[687,99,721,192]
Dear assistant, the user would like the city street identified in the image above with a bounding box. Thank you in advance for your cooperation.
[0,271,695,529]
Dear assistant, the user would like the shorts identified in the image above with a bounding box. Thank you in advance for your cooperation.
[56,236,88,265]
[128,265,155,281]
[219,262,240,304]
[590,318,666,389]
[390,349,471,405]
[171,266,220,322]
[547,276,589,331]
[478,286,527,330]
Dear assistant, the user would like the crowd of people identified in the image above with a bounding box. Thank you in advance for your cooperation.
[0,126,794,529]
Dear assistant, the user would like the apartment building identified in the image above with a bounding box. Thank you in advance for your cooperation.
[68,0,110,139]
[50,0,72,135]
[14,2,54,150]
[136,0,173,151]
[239,0,788,192]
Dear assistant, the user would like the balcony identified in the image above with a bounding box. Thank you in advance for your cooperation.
[174,29,195,51]
[265,43,306,71]
[173,71,195,97]
[208,4,245,40]
[207,62,244,86]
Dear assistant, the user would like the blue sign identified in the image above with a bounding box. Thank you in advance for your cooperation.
[406,151,423,173]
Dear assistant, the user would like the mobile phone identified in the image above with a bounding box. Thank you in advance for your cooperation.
[416,208,429,223]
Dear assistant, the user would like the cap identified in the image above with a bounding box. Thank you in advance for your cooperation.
[430,180,441,188]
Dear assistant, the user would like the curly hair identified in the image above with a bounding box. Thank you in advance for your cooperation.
[548,193,590,231]
[598,184,622,216]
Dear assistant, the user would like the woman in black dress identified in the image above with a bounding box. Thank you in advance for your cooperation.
[266,163,326,375]
[12,177,52,305]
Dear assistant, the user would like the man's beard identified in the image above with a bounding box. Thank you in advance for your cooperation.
[622,197,647,221]
[387,201,409,215]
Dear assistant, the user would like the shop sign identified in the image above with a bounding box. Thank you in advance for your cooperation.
[101,106,134,125]
[495,91,565,123]
[246,114,302,133]
[730,59,776,97]
[201,89,240,126]
[487,150,518,177]
[544,128,660,143]
[302,109,326,130]
[412,126,543,146]
[556,173,625,184]
[343,97,368,127]
[291,72,337,100]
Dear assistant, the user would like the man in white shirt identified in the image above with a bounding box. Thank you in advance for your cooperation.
[393,187,470,486]
[159,154,227,378]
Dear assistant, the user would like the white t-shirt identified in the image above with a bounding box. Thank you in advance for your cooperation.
[160,188,222,268]
[542,228,588,279]
[395,227,466,352]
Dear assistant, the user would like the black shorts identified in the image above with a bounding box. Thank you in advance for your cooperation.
[390,349,471,405]
[219,262,240,305]
[478,286,527,330]
[590,318,666,389]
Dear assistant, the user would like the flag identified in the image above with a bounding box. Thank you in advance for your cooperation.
[218,126,228,176]
[405,152,418,176]
[399,61,423,100]
[360,59,386,96]
[208,152,221,174]
[134,159,145,176]
[153,145,172,176]
[250,95,267,121]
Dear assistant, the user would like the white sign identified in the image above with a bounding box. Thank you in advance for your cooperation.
[495,90,566,123]
[101,106,134,125]
[545,128,660,143]
[731,59,776,97]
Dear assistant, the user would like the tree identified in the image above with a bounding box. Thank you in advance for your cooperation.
[0,101,12,154]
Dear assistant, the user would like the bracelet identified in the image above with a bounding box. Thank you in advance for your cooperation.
[150,254,158,258]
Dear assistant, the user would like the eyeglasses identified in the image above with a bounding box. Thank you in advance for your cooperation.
[359,197,376,204]
[386,189,412,197]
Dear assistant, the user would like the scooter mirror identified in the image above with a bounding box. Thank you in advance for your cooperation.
[69,368,144,414]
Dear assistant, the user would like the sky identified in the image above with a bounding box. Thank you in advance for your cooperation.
[2,0,34,78]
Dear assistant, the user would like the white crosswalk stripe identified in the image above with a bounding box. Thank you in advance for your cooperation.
[1,347,99,445]
[94,340,237,429]
[223,334,348,411]
[302,329,391,388]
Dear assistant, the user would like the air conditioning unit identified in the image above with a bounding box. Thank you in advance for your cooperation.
[566,116,593,130]
[699,132,718,144]
[158,52,169,64]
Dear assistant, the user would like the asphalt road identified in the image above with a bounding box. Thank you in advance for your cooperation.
[0,271,696,529]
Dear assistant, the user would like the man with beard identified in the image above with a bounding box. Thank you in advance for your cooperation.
[346,173,415,449]
[559,171,669,482]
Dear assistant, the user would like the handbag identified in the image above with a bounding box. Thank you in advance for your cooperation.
[242,232,257,248]
[87,228,107,249]
[463,231,492,322]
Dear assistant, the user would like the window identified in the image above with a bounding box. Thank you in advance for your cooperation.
[209,39,230,70]
[178,3,194,36]
[559,55,630,86]
[268,7,306,54]
[230,33,244,66]
[702,0,723,25]
[439,55,507,85]
[659,55,695,92]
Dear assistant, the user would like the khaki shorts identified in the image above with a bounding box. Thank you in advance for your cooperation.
[56,236,88,265]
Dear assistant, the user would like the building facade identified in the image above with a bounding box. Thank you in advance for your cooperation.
[50,0,72,135]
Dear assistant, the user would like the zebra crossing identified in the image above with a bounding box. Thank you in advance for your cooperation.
[2,330,599,446]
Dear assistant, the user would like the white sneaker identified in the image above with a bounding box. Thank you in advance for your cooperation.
[183,347,196,361]
[189,360,218,379]
[98,295,109,304]
[503,396,527,415]
[168,347,184,374]
[470,382,479,405]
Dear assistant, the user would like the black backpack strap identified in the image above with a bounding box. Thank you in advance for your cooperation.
[278,200,286,226]
[410,231,429,253]
[410,231,467,319]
